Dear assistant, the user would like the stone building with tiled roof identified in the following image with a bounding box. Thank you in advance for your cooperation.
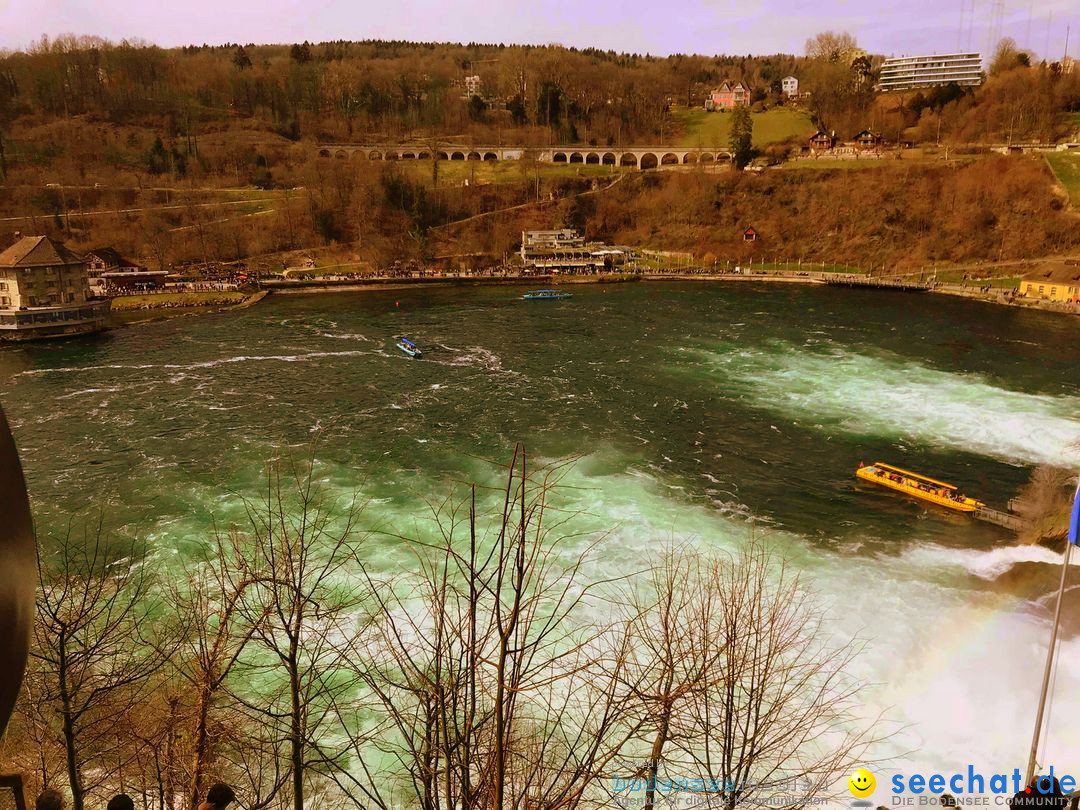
[0,235,109,340]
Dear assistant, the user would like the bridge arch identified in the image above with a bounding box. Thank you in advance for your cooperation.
[385,152,399,160]
[661,153,679,165]
[451,151,465,161]
[619,153,637,167]
[683,153,698,164]
[438,151,450,160]
[418,152,431,159]
[401,151,416,159]
[467,151,481,161]
[318,149,331,158]
[335,150,348,159]
[553,152,568,163]
[716,152,732,162]
[569,152,584,164]
[368,150,382,160]
[585,152,600,164]
[699,152,715,163]
[484,152,498,161]
[602,152,616,165]
[640,153,659,170]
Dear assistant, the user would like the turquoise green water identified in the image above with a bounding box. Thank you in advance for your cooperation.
[3,281,1080,781]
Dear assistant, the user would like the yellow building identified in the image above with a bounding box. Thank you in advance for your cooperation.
[1020,263,1080,303]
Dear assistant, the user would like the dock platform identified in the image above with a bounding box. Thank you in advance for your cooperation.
[973,506,1029,532]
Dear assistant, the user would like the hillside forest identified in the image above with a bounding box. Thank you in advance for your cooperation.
[0,34,1078,273]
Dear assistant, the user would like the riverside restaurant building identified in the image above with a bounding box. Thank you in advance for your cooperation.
[0,235,110,340]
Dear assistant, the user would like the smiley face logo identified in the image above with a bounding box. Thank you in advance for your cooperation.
[848,768,876,798]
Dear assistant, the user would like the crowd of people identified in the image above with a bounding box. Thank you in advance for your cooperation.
[32,784,235,810]
[26,775,1079,810]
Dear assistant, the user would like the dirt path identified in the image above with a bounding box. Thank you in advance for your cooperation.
[428,173,627,232]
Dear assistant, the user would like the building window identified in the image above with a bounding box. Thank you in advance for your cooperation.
[0,282,6,291]
[1051,287,1058,297]
[0,296,8,306]
[1039,286,1045,295]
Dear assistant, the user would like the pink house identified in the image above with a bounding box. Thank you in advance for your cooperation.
[705,81,750,111]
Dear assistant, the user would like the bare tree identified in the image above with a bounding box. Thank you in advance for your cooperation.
[1011,466,1077,545]
[227,453,372,810]
[805,31,860,63]
[27,521,173,810]
[167,529,266,810]
[350,447,641,810]
[614,547,718,810]
[616,537,885,810]
[989,38,1031,76]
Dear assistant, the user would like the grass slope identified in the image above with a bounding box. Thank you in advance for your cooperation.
[1045,152,1080,207]
[672,107,815,149]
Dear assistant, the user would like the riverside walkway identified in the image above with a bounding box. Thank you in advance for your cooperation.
[825,275,932,292]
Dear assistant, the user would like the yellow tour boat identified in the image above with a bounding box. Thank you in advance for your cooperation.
[855,462,984,513]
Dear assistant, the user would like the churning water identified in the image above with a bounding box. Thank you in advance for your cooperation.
[4,281,1080,784]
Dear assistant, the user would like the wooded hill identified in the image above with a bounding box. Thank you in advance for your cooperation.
[0,36,1078,275]
[1,35,1078,158]
[432,156,1080,272]
[0,37,813,149]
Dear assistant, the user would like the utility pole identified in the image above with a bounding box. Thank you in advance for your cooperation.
[1025,484,1080,786]
[58,182,70,232]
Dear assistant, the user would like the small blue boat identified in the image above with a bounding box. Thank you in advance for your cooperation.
[522,289,572,301]
[396,337,422,358]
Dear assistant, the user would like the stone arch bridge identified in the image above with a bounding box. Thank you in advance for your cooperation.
[316,144,734,168]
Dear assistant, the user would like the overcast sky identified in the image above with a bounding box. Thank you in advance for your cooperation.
[1,0,1077,62]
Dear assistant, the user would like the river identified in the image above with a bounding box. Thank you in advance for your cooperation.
[3,280,1080,784]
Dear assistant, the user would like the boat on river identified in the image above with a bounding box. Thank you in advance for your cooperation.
[396,337,422,358]
[855,461,984,512]
[522,289,572,301]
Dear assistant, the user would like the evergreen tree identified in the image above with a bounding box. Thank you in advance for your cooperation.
[233,45,252,70]
[507,94,528,126]
[536,81,562,129]
[730,105,754,169]
[146,137,169,175]
[467,94,486,122]
[289,42,313,64]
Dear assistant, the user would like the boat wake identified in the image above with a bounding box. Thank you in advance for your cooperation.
[438,345,516,374]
